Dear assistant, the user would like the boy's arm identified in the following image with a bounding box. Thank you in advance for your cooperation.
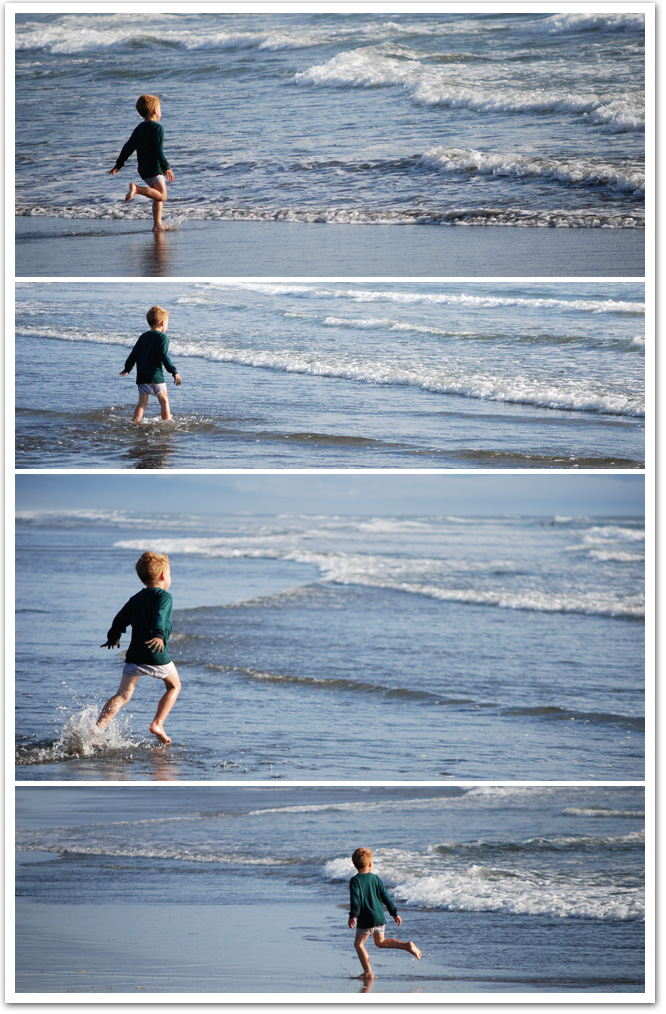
[348,877,360,927]
[379,879,398,920]
[155,123,171,175]
[122,340,139,376]
[110,128,138,174]
[160,336,180,383]
[147,590,172,652]
[101,600,132,648]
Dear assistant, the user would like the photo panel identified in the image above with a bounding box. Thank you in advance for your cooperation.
[14,8,646,278]
[14,784,646,996]
[15,472,645,783]
[15,280,645,471]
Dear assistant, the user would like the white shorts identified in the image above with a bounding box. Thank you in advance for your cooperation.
[356,925,385,937]
[138,383,167,397]
[123,661,177,681]
[142,174,166,189]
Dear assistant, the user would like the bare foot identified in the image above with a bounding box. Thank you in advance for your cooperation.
[353,971,374,980]
[125,182,137,203]
[152,225,165,233]
[149,721,171,745]
[408,942,422,959]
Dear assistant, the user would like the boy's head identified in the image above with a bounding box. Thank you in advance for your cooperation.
[146,305,168,331]
[136,551,170,586]
[351,848,373,871]
[136,93,161,119]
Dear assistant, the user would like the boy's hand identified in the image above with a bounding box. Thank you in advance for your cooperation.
[120,371,129,376]
[109,168,119,175]
[348,918,357,929]
[100,639,121,649]
[146,636,165,653]
[174,373,182,386]
[394,915,402,927]
[166,169,175,182]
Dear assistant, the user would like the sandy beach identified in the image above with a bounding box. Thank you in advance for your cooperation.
[15,218,644,278]
[15,898,644,997]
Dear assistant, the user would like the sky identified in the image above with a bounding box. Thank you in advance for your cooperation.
[15,473,644,517]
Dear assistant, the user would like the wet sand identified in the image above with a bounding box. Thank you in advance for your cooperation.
[15,217,645,277]
[15,900,433,997]
[14,895,645,998]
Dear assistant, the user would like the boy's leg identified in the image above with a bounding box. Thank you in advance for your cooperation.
[96,673,140,730]
[156,387,172,421]
[124,177,167,231]
[353,929,374,979]
[126,179,167,203]
[152,197,164,231]
[133,391,150,423]
[149,668,181,745]
[374,930,422,960]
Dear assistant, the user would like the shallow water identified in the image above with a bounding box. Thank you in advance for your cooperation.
[15,12,644,229]
[15,509,644,781]
[15,281,645,469]
[15,785,645,994]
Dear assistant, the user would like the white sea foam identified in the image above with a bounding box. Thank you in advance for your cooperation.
[295,49,644,133]
[323,853,644,921]
[111,338,641,418]
[206,282,645,316]
[391,867,644,921]
[15,202,644,229]
[15,17,409,55]
[15,840,280,865]
[531,13,645,34]
[588,550,645,563]
[583,525,645,543]
[16,706,141,765]
[112,537,644,620]
[420,147,644,195]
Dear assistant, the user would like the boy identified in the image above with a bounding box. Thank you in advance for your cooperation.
[109,93,175,232]
[121,305,182,422]
[348,847,421,980]
[97,551,180,745]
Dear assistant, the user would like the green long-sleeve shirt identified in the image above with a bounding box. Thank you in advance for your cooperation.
[124,330,177,385]
[107,587,173,666]
[113,120,171,180]
[349,872,398,929]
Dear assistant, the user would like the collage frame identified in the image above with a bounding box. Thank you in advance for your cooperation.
[7,1,655,1006]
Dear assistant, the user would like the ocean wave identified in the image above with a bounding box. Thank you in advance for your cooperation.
[583,525,645,543]
[14,202,645,229]
[199,282,646,316]
[420,147,644,195]
[15,18,412,56]
[95,339,642,418]
[295,49,644,133]
[113,538,644,620]
[206,663,467,706]
[323,856,643,922]
[434,829,645,856]
[531,13,645,34]
[15,839,282,865]
[562,807,645,819]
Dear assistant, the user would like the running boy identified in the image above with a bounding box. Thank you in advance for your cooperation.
[348,847,421,980]
[97,551,180,745]
[122,305,182,422]
[109,93,175,231]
